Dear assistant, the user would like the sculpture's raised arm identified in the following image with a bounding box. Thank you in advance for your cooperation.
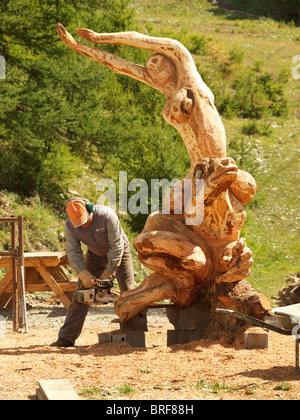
[56,24,224,159]
[76,29,217,107]
[76,28,194,66]
[56,24,157,90]
[56,23,255,203]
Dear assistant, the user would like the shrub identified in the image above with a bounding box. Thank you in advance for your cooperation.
[36,143,84,204]
[241,121,273,136]
[216,70,288,119]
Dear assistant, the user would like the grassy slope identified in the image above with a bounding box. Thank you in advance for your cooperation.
[133,0,300,300]
[0,0,299,303]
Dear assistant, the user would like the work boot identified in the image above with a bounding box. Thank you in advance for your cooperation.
[50,338,74,348]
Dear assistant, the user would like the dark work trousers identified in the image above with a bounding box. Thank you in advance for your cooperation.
[58,242,135,344]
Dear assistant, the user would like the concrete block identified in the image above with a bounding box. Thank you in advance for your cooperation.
[37,379,81,400]
[110,331,146,347]
[244,329,269,349]
[110,332,127,343]
[167,329,206,346]
[166,304,210,330]
[98,332,111,344]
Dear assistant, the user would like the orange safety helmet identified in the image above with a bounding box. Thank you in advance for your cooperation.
[65,198,94,228]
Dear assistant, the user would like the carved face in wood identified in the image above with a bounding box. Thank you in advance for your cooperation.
[146,54,176,87]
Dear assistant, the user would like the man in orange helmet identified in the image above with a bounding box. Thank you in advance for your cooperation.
[51,198,135,347]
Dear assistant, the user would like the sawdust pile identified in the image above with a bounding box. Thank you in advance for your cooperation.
[0,301,299,400]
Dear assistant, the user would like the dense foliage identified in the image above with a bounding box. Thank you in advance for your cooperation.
[0,0,189,215]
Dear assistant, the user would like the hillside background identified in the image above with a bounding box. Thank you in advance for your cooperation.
[0,0,299,303]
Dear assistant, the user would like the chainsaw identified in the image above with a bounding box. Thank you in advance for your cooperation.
[76,278,114,305]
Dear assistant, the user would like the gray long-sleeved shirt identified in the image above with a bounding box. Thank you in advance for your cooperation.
[64,205,129,275]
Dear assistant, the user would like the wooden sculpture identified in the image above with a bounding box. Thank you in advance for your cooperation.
[56,24,271,325]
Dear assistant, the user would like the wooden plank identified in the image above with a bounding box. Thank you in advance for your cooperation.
[0,269,12,308]
[0,268,12,296]
[49,266,70,283]
[24,267,44,285]
[0,251,66,260]
[26,251,67,260]
[5,281,77,293]
[0,217,18,222]
[25,252,68,266]
[0,293,11,309]
[37,379,81,400]
[0,260,63,268]
[0,259,11,268]
[0,252,68,268]
[33,261,71,309]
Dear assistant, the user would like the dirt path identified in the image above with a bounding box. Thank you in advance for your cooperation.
[0,299,299,400]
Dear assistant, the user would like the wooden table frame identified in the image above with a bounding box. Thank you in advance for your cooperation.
[0,252,77,310]
[0,216,27,331]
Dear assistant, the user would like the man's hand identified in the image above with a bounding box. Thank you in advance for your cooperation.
[78,269,97,288]
[100,269,116,282]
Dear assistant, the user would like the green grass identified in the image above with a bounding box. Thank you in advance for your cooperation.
[194,379,237,393]
[134,0,300,302]
[113,383,136,394]
[78,383,137,400]
[274,381,292,391]
[137,365,151,373]
[0,191,64,253]
[229,116,300,299]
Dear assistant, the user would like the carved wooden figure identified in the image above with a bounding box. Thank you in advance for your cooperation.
[56,24,271,326]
